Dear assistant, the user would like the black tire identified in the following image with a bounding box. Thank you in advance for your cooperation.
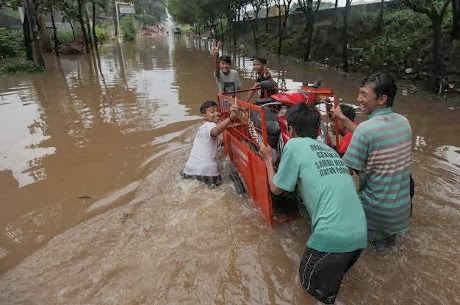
[230,171,247,195]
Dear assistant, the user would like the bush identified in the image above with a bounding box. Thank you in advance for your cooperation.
[56,29,74,45]
[138,14,158,26]
[361,9,431,72]
[0,27,24,58]
[95,25,110,41]
[120,16,138,41]
[0,58,44,74]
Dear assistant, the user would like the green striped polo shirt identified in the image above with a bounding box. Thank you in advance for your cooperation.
[342,107,412,236]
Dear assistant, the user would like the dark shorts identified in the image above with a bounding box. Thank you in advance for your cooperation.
[181,172,222,187]
[299,247,362,304]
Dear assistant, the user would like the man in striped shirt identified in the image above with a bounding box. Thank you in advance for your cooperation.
[332,72,412,251]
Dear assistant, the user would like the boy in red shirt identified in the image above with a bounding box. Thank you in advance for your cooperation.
[332,104,357,156]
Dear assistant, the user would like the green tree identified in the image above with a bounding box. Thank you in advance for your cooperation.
[274,0,294,54]
[3,0,42,64]
[342,0,352,72]
[263,0,272,32]
[120,15,137,40]
[168,0,230,38]
[168,0,199,26]
[297,0,321,61]
[40,0,64,55]
[453,0,460,38]
[376,0,385,32]
[245,0,263,51]
[402,0,452,88]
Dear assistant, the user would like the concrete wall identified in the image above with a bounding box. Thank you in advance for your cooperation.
[235,1,402,35]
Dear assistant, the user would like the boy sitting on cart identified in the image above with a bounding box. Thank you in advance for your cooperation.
[212,41,241,97]
[182,101,239,187]
[246,57,277,101]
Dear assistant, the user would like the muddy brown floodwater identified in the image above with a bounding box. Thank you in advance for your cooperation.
[1,28,459,305]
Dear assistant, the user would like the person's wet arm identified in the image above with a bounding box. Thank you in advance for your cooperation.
[260,143,299,195]
[331,105,357,132]
[210,104,239,137]
[260,144,284,195]
[212,41,220,78]
[245,83,258,102]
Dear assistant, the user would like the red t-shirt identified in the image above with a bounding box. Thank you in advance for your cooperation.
[338,131,353,155]
[338,123,358,155]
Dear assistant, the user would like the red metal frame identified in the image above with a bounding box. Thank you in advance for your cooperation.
[218,93,275,227]
[218,85,340,227]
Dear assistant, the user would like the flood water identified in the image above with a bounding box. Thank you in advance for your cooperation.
[1,30,459,304]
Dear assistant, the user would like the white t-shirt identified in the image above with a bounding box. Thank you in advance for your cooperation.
[183,121,219,176]
[215,70,241,94]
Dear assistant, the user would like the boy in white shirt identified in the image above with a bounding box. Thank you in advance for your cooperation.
[182,101,239,187]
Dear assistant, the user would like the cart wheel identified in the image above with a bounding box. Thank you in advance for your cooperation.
[230,171,246,195]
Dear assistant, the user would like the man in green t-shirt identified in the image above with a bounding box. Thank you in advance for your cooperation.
[260,103,367,305]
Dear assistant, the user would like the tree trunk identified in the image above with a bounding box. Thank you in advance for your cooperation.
[278,5,290,54]
[342,0,351,72]
[92,1,98,50]
[50,5,59,56]
[335,0,339,19]
[23,0,44,66]
[23,7,33,60]
[232,15,237,47]
[219,18,224,41]
[304,20,314,61]
[77,0,90,53]
[303,0,313,61]
[265,3,270,32]
[70,21,76,40]
[254,8,259,32]
[113,0,118,36]
[84,2,94,50]
[431,15,443,87]
[277,8,282,54]
[453,0,460,39]
[377,0,384,33]
[252,19,259,52]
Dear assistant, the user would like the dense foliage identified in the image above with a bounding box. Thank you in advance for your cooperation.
[120,16,138,41]
[0,58,45,74]
[0,27,24,58]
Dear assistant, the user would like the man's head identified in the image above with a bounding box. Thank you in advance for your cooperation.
[252,57,267,74]
[358,72,397,115]
[286,103,320,139]
[219,55,232,74]
[200,101,220,123]
[332,104,356,135]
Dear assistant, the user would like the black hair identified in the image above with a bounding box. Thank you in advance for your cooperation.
[286,103,320,138]
[340,104,356,121]
[219,55,232,64]
[253,57,267,65]
[361,72,397,107]
[200,101,217,114]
